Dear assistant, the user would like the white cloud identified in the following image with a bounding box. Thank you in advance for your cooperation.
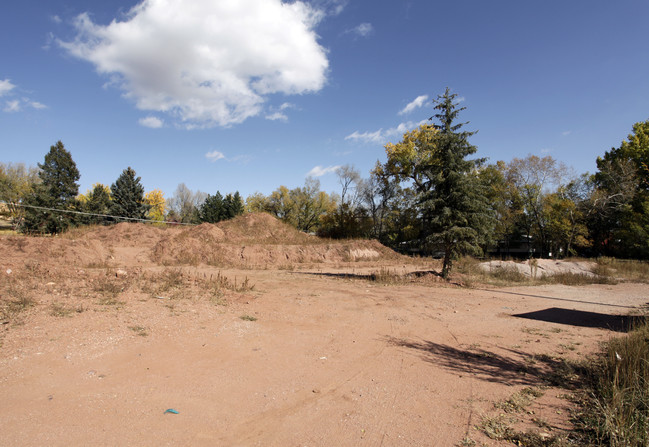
[562,130,572,136]
[311,0,347,16]
[29,101,48,110]
[205,150,226,162]
[345,129,384,145]
[265,102,296,121]
[351,22,373,37]
[307,165,341,177]
[0,79,16,96]
[0,80,47,112]
[139,116,164,128]
[265,112,288,122]
[51,15,62,24]
[345,120,428,145]
[4,100,21,112]
[398,95,428,115]
[59,0,329,128]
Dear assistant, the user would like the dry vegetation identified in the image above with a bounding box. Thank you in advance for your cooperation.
[1,213,648,446]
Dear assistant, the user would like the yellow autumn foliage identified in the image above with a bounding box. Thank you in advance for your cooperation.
[145,189,166,222]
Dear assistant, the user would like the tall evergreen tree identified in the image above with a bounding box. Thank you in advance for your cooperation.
[199,192,225,223]
[21,141,80,234]
[232,191,244,216]
[82,184,112,225]
[422,88,492,278]
[200,191,244,223]
[110,167,149,221]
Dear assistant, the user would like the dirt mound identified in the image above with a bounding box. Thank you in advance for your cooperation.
[191,222,226,242]
[0,214,403,270]
[0,223,173,270]
[70,222,168,247]
[216,212,312,244]
[151,213,403,267]
[481,259,598,277]
[0,234,110,270]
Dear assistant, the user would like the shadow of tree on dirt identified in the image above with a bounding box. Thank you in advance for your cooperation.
[385,336,579,387]
[293,270,444,281]
[513,307,644,332]
[293,271,377,280]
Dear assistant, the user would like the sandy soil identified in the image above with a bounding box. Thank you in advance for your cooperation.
[1,215,647,446]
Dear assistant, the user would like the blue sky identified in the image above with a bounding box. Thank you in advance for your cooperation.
[1,0,648,200]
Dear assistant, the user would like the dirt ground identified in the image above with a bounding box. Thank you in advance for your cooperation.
[1,215,647,446]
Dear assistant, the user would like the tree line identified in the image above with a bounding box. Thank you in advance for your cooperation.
[0,141,244,233]
[243,89,649,275]
[1,88,647,276]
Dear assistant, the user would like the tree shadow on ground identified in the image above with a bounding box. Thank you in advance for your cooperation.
[513,307,644,332]
[293,270,444,281]
[292,271,377,280]
[385,336,578,387]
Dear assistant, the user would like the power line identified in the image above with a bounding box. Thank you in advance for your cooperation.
[0,201,196,226]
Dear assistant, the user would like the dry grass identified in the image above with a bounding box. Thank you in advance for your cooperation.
[456,256,619,287]
[139,269,254,301]
[1,289,36,322]
[92,275,128,304]
[128,325,149,337]
[480,414,517,441]
[574,317,649,446]
[368,267,411,285]
[50,303,84,317]
[539,272,617,286]
[1,270,39,323]
[480,387,570,446]
[494,386,545,413]
[596,257,649,283]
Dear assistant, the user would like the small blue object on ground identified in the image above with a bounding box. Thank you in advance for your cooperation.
[164,408,179,414]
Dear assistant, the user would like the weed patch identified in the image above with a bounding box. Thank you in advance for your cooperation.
[92,275,127,298]
[494,387,545,413]
[573,318,649,446]
[539,272,617,286]
[50,303,84,317]
[128,325,149,336]
[596,257,649,283]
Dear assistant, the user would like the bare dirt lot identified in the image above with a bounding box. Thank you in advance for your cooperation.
[1,214,647,446]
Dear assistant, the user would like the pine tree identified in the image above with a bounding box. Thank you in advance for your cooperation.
[110,167,149,221]
[200,192,225,223]
[422,88,492,278]
[21,141,81,234]
[224,191,244,219]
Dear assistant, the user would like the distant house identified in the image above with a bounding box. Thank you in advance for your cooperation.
[489,236,537,259]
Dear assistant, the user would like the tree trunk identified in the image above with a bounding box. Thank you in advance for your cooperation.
[442,246,452,279]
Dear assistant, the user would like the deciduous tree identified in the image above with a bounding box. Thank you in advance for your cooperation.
[592,119,649,258]
[144,189,166,223]
[168,183,206,224]
[0,162,40,229]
